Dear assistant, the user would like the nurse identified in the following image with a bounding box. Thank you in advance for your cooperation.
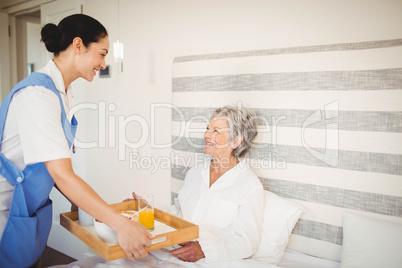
[0,14,152,267]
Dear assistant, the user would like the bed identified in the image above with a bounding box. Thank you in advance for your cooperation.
[169,38,402,267]
[54,39,402,268]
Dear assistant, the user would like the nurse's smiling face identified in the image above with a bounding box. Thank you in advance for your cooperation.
[79,36,109,82]
[204,117,234,158]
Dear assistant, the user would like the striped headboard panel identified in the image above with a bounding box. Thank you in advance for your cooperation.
[170,39,402,262]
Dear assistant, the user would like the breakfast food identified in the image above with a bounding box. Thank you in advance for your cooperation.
[95,210,138,223]
[120,210,139,221]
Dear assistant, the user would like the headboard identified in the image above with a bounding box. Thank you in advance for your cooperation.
[170,39,402,262]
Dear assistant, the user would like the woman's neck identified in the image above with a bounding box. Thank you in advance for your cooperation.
[210,156,239,171]
[209,155,239,187]
[53,53,77,91]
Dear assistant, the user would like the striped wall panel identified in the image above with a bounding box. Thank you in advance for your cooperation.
[170,39,402,262]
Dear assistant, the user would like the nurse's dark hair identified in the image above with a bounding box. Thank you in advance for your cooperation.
[41,14,108,56]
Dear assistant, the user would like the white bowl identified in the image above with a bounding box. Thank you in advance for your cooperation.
[94,219,118,244]
[93,210,138,244]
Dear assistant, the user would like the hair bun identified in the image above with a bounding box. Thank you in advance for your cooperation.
[41,23,61,53]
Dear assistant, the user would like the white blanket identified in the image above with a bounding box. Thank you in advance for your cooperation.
[52,248,341,268]
[52,248,277,268]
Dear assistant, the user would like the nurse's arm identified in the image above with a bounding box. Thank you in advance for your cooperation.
[54,183,78,211]
[44,158,153,259]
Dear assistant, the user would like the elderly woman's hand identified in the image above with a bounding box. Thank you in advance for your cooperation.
[123,191,139,202]
[170,241,205,262]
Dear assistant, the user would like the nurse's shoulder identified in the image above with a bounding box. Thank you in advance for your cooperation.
[11,59,63,113]
[11,85,61,116]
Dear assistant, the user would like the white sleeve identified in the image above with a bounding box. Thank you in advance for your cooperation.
[169,197,182,218]
[198,186,264,263]
[13,86,71,165]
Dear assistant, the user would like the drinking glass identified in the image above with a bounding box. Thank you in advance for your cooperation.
[138,194,154,231]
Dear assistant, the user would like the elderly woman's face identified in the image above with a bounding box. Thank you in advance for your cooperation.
[204,117,233,157]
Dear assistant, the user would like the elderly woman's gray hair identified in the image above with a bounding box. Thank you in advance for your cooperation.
[210,105,258,158]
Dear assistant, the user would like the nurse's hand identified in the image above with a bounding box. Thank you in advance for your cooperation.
[46,159,152,259]
[115,217,154,259]
[170,241,205,262]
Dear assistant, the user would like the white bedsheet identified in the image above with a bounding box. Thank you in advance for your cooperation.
[51,248,340,268]
[52,247,275,268]
[278,249,340,268]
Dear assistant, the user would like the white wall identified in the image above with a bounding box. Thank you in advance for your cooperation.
[27,21,42,73]
[0,12,10,102]
[57,0,402,259]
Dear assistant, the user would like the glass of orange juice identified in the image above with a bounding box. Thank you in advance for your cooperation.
[138,194,154,231]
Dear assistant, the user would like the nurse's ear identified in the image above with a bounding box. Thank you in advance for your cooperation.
[72,37,85,55]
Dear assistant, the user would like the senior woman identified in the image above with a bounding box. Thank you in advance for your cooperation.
[170,105,264,263]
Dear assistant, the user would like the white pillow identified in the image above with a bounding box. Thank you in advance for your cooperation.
[252,190,306,263]
[341,211,402,268]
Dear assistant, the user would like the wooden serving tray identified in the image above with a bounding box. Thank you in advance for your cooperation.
[60,200,199,261]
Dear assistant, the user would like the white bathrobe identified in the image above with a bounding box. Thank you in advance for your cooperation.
[177,159,264,263]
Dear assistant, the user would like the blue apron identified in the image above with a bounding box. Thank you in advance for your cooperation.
[0,72,77,268]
